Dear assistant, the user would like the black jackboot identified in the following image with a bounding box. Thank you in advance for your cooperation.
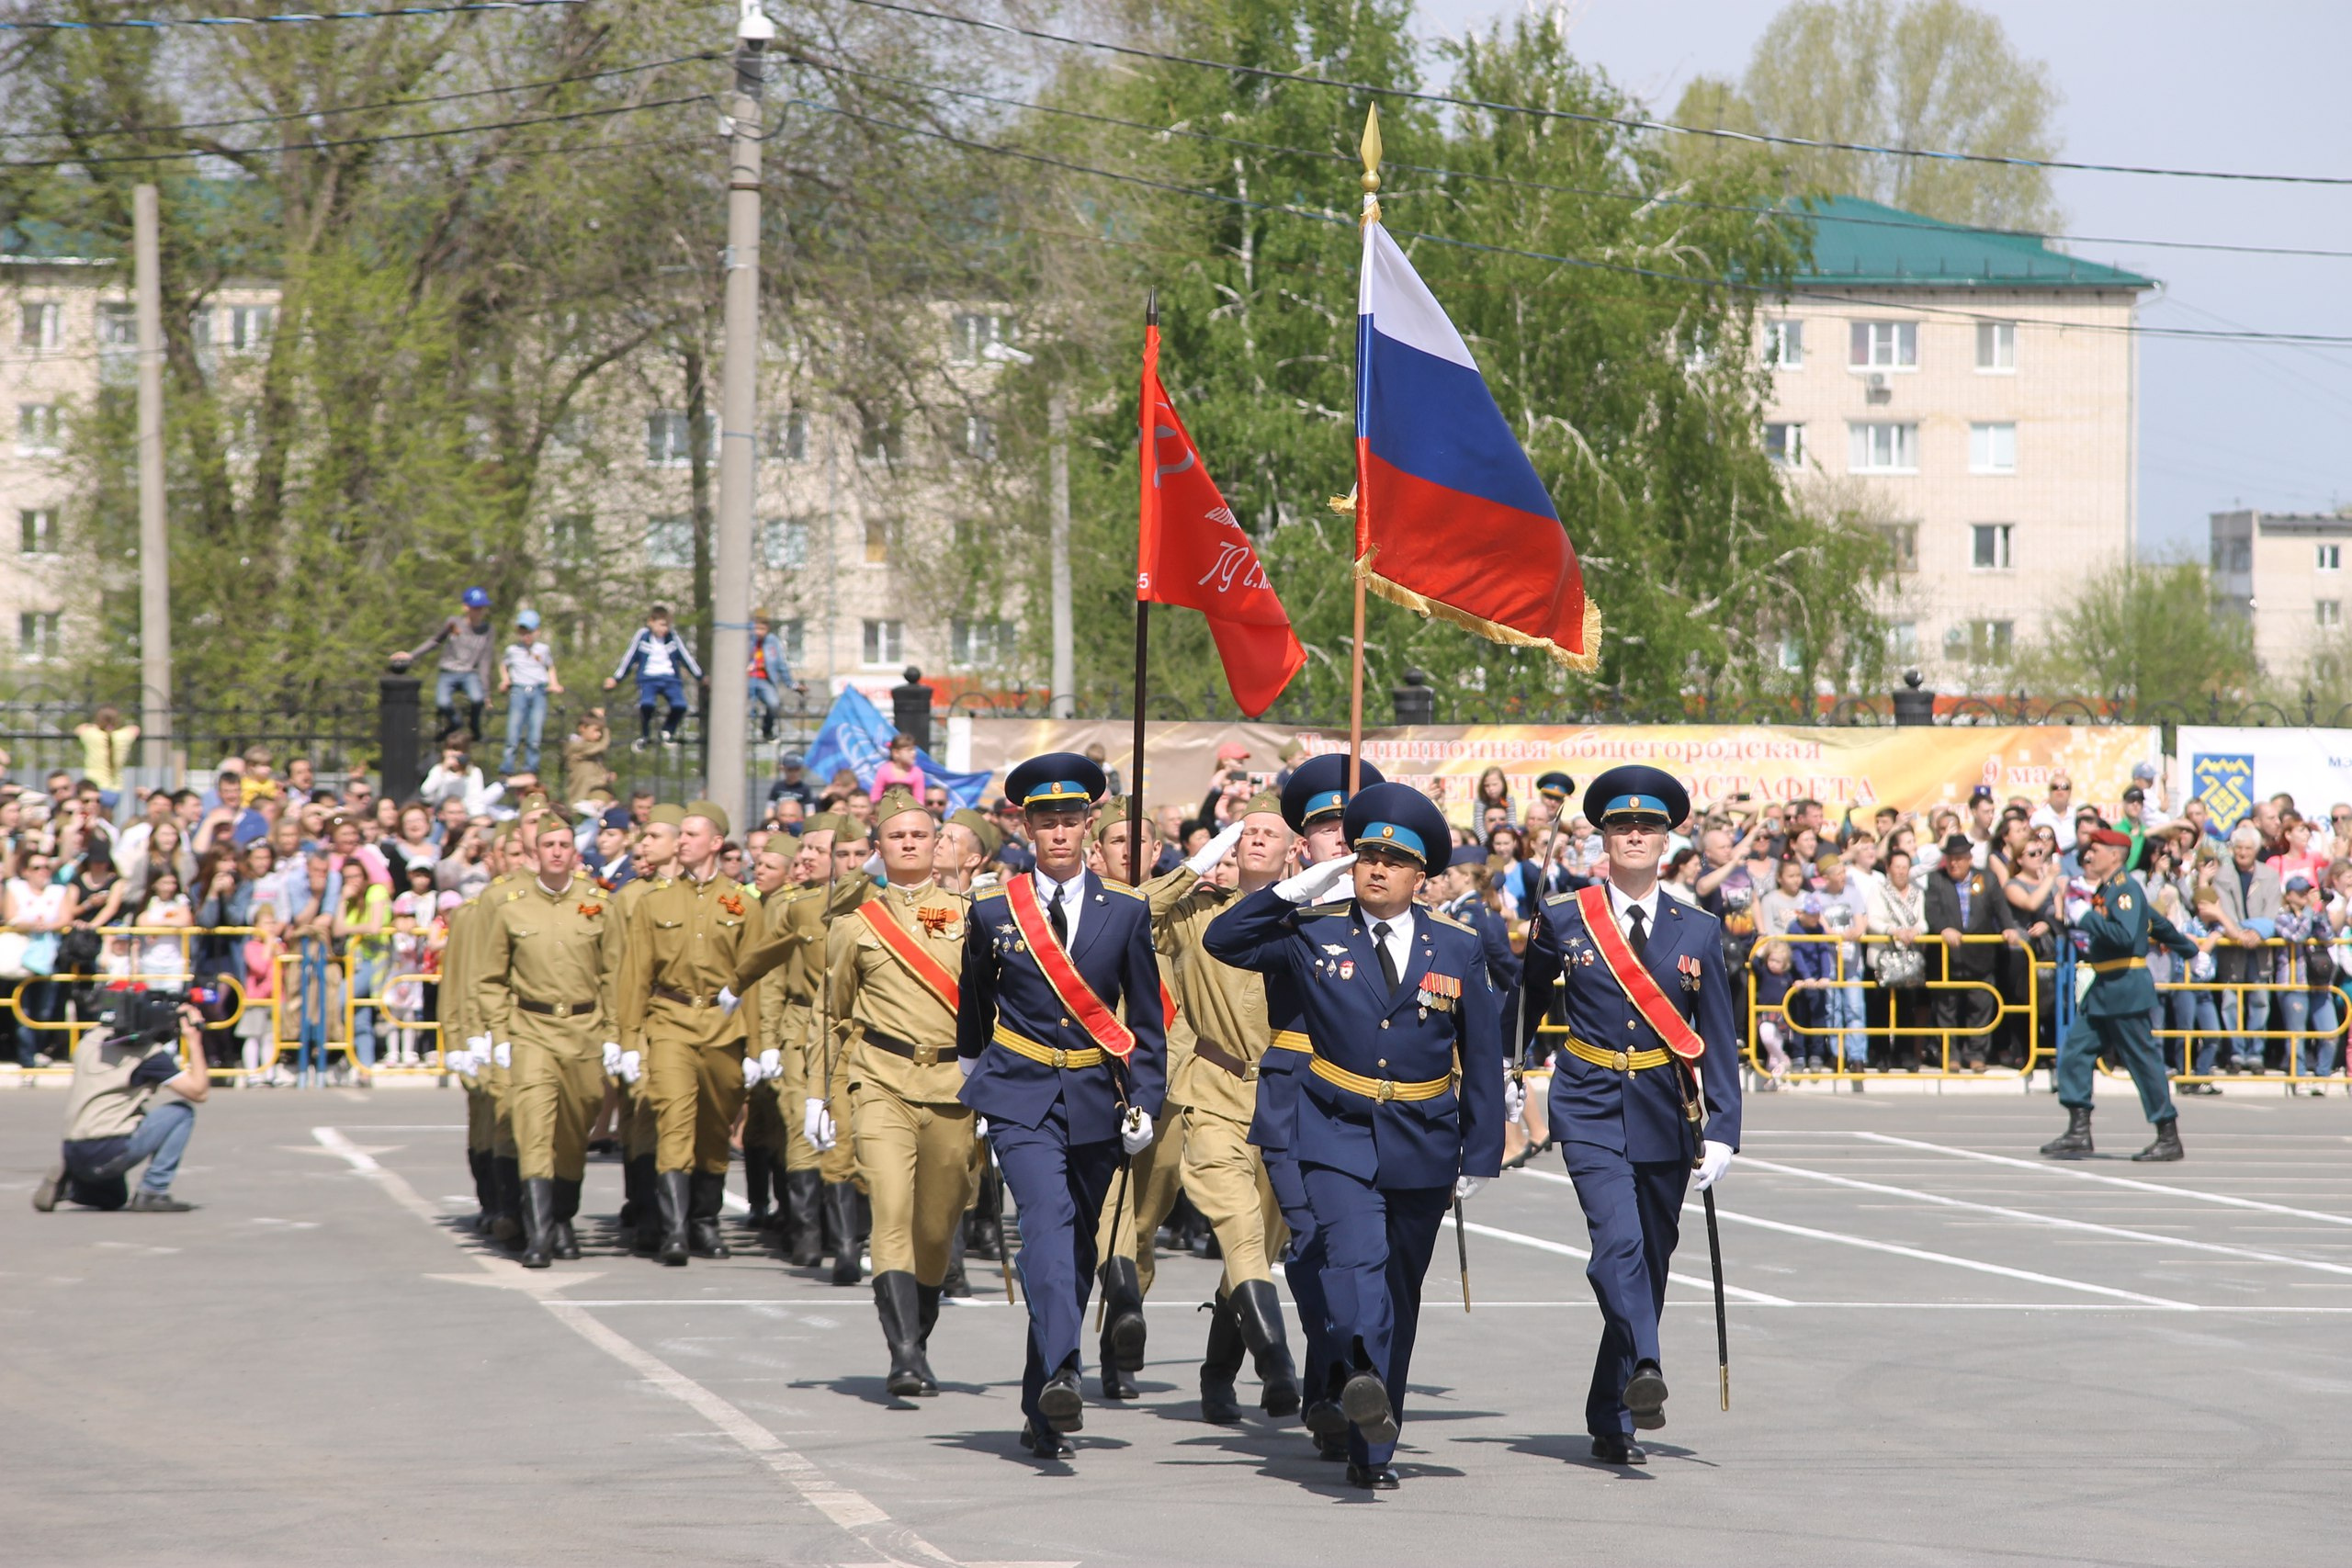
[1198,1292,1246,1424]
[912,1280,943,1394]
[2040,1105,2095,1160]
[519,1178,557,1269]
[967,1166,1003,1260]
[2134,1118,2185,1162]
[785,1170,824,1267]
[688,1173,731,1258]
[761,1156,791,1233]
[1099,1255,1147,1373]
[492,1156,523,1247]
[551,1177,583,1260]
[875,1271,927,1399]
[1232,1279,1301,1416]
[468,1148,495,1235]
[630,1156,662,1255]
[743,1157,773,1226]
[655,1170,692,1266]
[940,1225,973,1298]
[824,1181,864,1285]
[616,1154,642,1231]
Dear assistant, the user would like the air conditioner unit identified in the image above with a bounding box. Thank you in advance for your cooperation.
[1865,372,1893,405]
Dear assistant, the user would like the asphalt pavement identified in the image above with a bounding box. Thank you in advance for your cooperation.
[5,1080,2348,1567]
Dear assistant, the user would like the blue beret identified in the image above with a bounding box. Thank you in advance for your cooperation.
[1280,752,1385,832]
[1586,764,1688,827]
[1004,752,1106,811]
[1342,782,1449,868]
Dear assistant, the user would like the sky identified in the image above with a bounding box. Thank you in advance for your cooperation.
[1411,0,2352,560]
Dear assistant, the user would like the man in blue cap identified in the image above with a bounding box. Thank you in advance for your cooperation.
[957,751,1167,1460]
[1519,764,1741,1465]
[1207,780,1505,1490]
[390,585,497,746]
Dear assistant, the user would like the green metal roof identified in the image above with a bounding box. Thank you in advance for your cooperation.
[1792,196,2155,290]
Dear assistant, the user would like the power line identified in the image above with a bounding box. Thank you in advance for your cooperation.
[797,52,2352,265]
[785,94,2352,348]
[0,1,581,32]
[0,51,721,141]
[844,0,2352,189]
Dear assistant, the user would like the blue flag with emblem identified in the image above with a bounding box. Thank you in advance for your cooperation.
[802,685,991,810]
[2192,753,2255,832]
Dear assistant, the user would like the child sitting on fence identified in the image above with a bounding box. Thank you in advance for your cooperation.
[237,908,285,1086]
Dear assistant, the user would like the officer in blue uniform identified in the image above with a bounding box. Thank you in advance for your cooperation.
[1442,844,1522,994]
[1208,781,1504,1491]
[1249,751,1382,1460]
[1534,771,1577,815]
[2039,823,2196,1163]
[958,752,1167,1461]
[1518,765,1742,1466]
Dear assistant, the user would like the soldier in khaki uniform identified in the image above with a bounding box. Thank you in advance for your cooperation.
[616,800,791,1266]
[810,815,874,1286]
[765,818,839,1265]
[933,807,1001,1296]
[605,805,681,1254]
[474,811,617,1269]
[1145,794,1302,1420]
[820,789,975,1396]
[440,832,504,1235]
[448,823,537,1246]
[740,840,797,1233]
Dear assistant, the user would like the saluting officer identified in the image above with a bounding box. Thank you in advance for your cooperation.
[1205,781,1503,1491]
[473,810,616,1268]
[1518,765,1742,1467]
[821,787,975,1397]
[2040,823,2196,1163]
[957,752,1166,1461]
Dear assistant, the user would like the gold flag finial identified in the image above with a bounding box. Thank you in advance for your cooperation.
[1359,105,1382,227]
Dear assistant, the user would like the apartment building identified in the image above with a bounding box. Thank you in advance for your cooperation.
[1763,197,2154,685]
[2210,507,2352,681]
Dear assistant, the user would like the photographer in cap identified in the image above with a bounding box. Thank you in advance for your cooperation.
[33,988,210,1213]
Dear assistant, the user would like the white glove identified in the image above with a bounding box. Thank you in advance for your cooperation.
[1694,1140,1734,1192]
[741,1055,766,1089]
[959,1054,977,1079]
[973,1116,989,1139]
[1272,853,1357,905]
[443,1048,476,1077]
[717,986,741,1016]
[803,1097,836,1152]
[601,1042,621,1074]
[1453,1175,1486,1202]
[758,1048,780,1078]
[492,1041,512,1070]
[1503,1077,1526,1123]
[466,1033,492,1055]
[862,851,885,879]
[1185,817,1249,877]
[1121,1108,1154,1156]
[617,1049,642,1085]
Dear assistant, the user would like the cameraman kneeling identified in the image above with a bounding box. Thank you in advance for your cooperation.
[33,996,209,1213]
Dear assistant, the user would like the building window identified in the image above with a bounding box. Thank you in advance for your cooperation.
[1848,321,1917,370]
[762,517,811,570]
[645,513,694,570]
[1888,621,1917,661]
[863,515,890,564]
[16,403,61,456]
[778,617,807,666]
[1966,619,2014,665]
[949,312,1013,365]
[772,410,808,463]
[1876,522,1919,573]
[548,513,595,568]
[97,303,137,349]
[187,306,214,351]
[951,616,1016,667]
[861,618,903,667]
[18,508,57,555]
[17,301,62,353]
[1764,422,1805,468]
[1969,422,2017,473]
[2321,601,2344,629]
[17,611,60,662]
[1762,319,1804,369]
[1849,422,1917,473]
[547,409,591,449]
[1777,637,1804,673]
[1971,523,2015,570]
[645,412,696,467]
[1975,321,2017,371]
[2321,544,2343,572]
[963,414,998,462]
[227,305,274,354]
[858,413,901,468]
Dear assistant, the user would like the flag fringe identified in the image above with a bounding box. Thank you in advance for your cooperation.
[1357,558,1603,673]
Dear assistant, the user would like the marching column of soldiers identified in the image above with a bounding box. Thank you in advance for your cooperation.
[438,751,1743,1488]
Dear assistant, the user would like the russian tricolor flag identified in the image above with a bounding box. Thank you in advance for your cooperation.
[1355,220,1600,671]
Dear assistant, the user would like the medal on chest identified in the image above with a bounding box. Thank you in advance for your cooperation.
[1678,953,1702,992]
[1416,972,1460,1012]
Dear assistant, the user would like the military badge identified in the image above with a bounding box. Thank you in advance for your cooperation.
[916,906,957,937]
[577,902,603,918]
[718,892,745,917]
[1677,953,1702,992]
[1339,959,1356,981]
[1417,972,1461,1011]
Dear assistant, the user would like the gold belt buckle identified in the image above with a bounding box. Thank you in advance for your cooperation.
[912,1045,938,1066]
[1374,1078,1396,1103]
[1048,1047,1069,1068]
[1612,1050,1630,1071]
[551,1001,572,1019]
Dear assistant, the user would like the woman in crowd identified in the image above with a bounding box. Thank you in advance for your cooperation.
[284,855,344,1086]
[2269,813,2331,891]
[74,704,140,815]
[384,803,440,885]
[1485,822,1534,919]
[334,856,391,1079]
[436,820,491,900]
[130,868,194,980]
[1758,853,1809,938]
[1661,846,1702,907]
[4,846,72,1066]
[1473,765,1512,826]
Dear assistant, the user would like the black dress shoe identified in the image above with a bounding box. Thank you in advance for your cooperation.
[1346,1462,1400,1490]
[1302,1397,1348,1438]
[1623,1360,1668,1431]
[1038,1367,1086,1433]
[1340,1371,1397,1446]
[1100,1359,1140,1401]
[1314,1429,1351,1461]
[1590,1434,1648,1465]
[1018,1422,1074,1461]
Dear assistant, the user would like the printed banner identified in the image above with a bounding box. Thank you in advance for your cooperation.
[2175,728,2352,831]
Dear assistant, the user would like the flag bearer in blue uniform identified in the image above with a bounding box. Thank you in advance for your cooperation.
[1518,765,1742,1466]
[1207,781,1505,1491]
[957,752,1166,1461]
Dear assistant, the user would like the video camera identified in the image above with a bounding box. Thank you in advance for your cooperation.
[86,982,221,1049]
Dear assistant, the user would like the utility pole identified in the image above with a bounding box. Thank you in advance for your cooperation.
[133,184,173,782]
[1047,388,1074,718]
[707,0,773,828]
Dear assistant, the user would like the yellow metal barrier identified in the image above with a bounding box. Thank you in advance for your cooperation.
[2145,933,2349,1090]
[1743,931,2039,1082]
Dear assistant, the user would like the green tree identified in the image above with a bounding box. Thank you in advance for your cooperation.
[1673,0,2063,231]
[2018,558,2256,709]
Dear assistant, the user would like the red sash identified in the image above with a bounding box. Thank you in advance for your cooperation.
[1573,886,1704,1061]
[855,900,960,1017]
[1005,875,1137,1062]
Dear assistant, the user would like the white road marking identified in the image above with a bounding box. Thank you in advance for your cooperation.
[1849,1131,2352,1227]
[1457,1219,1793,1304]
[1739,1154,2352,1278]
[313,1127,967,1567]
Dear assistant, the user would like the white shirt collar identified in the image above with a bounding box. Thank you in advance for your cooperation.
[1606,878,1662,933]
[1033,865,1087,944]
[1361,904,1416,974]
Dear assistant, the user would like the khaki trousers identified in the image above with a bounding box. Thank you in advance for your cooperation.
[623,1084,658,1159]
[486,1061,517,1158]
[465,1082,493,1154]
[1177,1105,1285,1289]
[649,1036,745,1175]
[852,1083,977,1284]
[1094,1111,1186,1295]
[513,1035,606,1182]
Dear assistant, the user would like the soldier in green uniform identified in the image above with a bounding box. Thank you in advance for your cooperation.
[474,811,618,1268]
[2041,824,2197,1163]
[606,804,682,1254]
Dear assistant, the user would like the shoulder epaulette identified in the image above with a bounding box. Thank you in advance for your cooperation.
[1296,904,1347,919]
[1544,890,1578,908]
[503,888,525,902]
[1426,909,1474,933]
[973,886,1006,902]
[1671,900,1720,930]
[1101,881,1144,899]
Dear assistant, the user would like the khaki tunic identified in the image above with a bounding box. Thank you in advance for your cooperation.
[604,873,662,1161]
[763,883,831,1170]
[474,870,616,1181]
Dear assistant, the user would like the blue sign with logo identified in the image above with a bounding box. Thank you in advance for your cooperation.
[2192,754,2256,831]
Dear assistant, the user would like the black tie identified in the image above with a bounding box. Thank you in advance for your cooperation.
[1048,886,1069,948]
[1372,921,1402,993]
[1625,904,1648,962]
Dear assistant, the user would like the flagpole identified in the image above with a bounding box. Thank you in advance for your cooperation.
[1128,288,1156,886]
[1348,109,1382,794]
